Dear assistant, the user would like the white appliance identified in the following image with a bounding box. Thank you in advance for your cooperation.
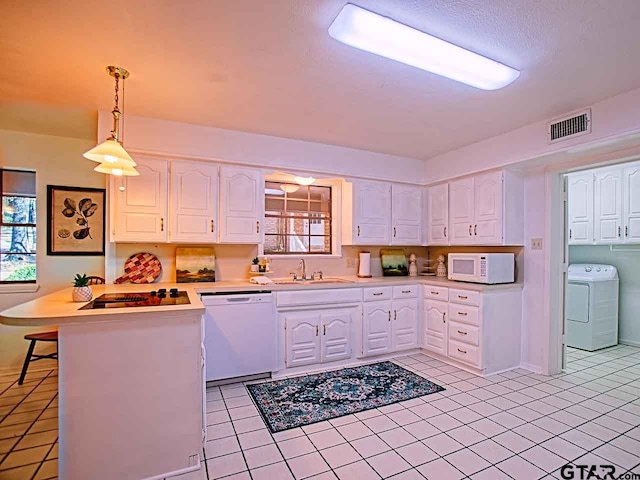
[448,253,515,284]
[566,264,619,351]
[201,291,275,382]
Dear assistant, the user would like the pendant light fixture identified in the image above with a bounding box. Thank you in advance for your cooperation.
[83,66,139,176]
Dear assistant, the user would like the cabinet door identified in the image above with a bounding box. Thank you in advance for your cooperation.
[285,312,321,368]
[321,310,352,363]
[449,178,474,245]
[594,169,623,244]
[391,184,422,245]
[112,156,168,242]
[392,299,418,351]
[623,164,640,243]
[219,166,263,243]
[473,171,503,244]
[423,299,448,356]
[170,161,218,243]
[353,180,391,245]
[567,172,594,245]
[362,302,392,356]
[427,184,449,245]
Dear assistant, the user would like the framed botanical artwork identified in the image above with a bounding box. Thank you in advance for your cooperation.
[47,185,106,256]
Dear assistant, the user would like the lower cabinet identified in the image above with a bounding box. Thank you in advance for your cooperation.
[362,295,418,357]
[424,299,448,356]
[284,308,355,368]
[422,284,522,375]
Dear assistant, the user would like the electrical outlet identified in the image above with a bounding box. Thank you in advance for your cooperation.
[531,238,543,250]
[346,257,355,268]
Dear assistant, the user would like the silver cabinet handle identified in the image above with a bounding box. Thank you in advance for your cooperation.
[457,348,467,354]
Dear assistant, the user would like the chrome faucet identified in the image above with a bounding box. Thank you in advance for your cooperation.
[299,259,307,280]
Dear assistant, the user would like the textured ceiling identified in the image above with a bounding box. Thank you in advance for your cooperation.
[2,0,640,161]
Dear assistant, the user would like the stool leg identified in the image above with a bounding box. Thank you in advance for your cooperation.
[18,339,36,385]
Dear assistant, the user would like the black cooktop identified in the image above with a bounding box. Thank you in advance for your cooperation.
[79,289,190,309]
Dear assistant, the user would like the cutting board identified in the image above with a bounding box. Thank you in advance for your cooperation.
[114,252,163,284]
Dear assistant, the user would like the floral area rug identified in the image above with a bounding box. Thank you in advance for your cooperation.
[246,361,445,433]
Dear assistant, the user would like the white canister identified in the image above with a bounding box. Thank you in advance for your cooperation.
[358,251,371,278]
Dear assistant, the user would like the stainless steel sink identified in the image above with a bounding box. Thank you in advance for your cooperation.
[272,277,354,285]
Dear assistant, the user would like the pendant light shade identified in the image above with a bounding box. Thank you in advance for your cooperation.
[94,161,140,176]
[83,139,136,166]
[84,66,139,176]
[294,176,315,186]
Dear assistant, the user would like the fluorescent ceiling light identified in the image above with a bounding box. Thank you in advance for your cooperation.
[328,4,520,90]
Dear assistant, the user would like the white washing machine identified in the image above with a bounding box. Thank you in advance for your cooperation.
[566,264,619,351]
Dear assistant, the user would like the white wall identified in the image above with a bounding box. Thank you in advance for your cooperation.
[0,129,106,374]
[98,112,426,184]
[569,245,640,346]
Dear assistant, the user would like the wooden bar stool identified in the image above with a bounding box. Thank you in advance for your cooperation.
[17,276,105,385]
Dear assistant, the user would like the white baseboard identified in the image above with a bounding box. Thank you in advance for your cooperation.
[619,339,640,348]
[519,362,544,375]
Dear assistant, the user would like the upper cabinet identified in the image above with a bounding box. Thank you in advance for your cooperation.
[218,166,263,244]
[391,184,422,245]
[428,170,523,246]
[567,172,594,245]
[342,180,423,246]
[427,183,448,245]
[111,156,168,242]
[568,162,640,245]
[170,161,219,243]
[594,169,623,244]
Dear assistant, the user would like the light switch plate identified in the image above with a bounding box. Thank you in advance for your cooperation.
[531,238,543,250]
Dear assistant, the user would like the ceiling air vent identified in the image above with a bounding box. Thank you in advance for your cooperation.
[548,109,592,144]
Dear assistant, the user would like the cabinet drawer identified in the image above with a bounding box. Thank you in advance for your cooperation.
[448,320,480,346]
[423,285,449,301]
[363,287,392,302]
[393,285,418,299]
[448,339,481,367]
[423,333,447,356]
[448,303,479,326]
[277,288,362,308]
[449,288,480,306]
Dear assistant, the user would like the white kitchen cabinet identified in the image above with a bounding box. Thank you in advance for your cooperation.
[285,312,321,368]
[219,165,263,243]
[623,164,640,243]
[169,160,219,243]
[111,156,168,242]
[391,184,422,245]
[321,311,352,363]
[594,169,623,244]
[473,171,503,244]
[427,183,448,245]
[423,299,448,356]
[568,172,594,245]
[421,284,522,374]
[392,299,418,350]
[449,177,475,245]
[343,180,392,245]
[363,301,392,356]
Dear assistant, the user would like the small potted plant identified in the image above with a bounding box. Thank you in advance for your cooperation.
[72,273,93,302]
[250,257,260,273]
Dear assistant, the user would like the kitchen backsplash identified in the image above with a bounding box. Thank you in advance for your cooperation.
[112,244,429,282]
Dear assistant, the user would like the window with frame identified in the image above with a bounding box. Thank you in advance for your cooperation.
[1,170,36,283]
[264,181,332,254]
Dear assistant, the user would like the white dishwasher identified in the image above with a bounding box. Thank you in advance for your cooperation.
[201,291,275,382]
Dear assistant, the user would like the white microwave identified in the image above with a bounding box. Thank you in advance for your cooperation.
[448,253,515,284]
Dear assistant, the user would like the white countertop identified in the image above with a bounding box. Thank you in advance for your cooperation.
[0,275,522,327]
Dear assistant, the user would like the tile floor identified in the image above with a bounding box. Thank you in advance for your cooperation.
[1,346,640,480]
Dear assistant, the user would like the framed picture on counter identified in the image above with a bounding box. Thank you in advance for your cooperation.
[47,185,106,256]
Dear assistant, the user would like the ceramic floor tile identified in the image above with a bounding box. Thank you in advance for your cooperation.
[367,450,412,478]
[244,443,283,469]
[592,443,639,470]
[470,466,513,480]
[519,445,567,473]
[334,460,381,480]
[308,428,345,450]
[496,455,546,480]
[446,425,486,447]
[250,461,294,480]
[336,422,374,441]
[422,433,464,456]
[416,458,464,480]
[492,431,536,454]
[279,436,317,459]
[378,427,416,449]
[395,441,438,467]
[205,435,241,459]
[286,451,330,479]
[319,443,361,469]
[540,437,586,461]
[350,434,391,458]
[445,448,491,476]
[237,429,273,450]
[469,439,514,464]
[362,415,398,433]
[207,452,247,479]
